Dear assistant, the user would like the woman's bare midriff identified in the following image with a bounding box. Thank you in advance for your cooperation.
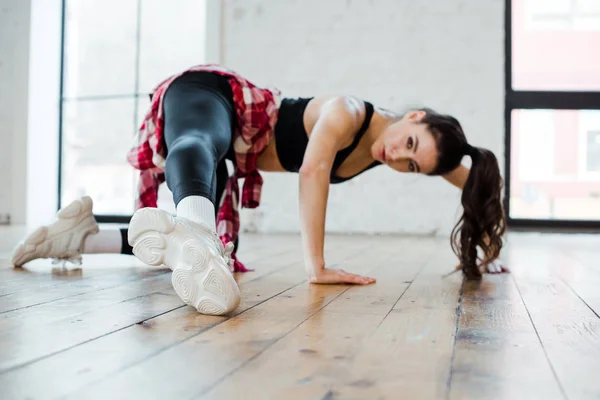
[256,136,287,172]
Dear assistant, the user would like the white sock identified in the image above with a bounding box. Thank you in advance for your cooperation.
[82,228,123,254]
[176,196,216,231]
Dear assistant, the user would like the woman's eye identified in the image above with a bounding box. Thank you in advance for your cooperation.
[407,137,413,149]
[408,162,415,172]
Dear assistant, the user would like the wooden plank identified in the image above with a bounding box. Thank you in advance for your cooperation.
[0,233,300,318]
[554,247,600,318]
[449,274,564,400]
[200,238,435,400]
[0,267,169,313]
[0,276,183,372]
[0,232,287,296]
[0,238,312,371]
[0,272,171,334]
[0,266,122,296]
[0,233,299,312]
[233,234,364,284]
[0,243,302,337]
[508,235,600,318]
[276,244,463,400]
[509,242,600,400]
[59,237,401,400]
[0,236,371,399]
[0,251,154,290]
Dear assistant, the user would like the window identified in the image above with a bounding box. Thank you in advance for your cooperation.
[513,0,600,91]
[59,0,212,219]
[507,0,600,226]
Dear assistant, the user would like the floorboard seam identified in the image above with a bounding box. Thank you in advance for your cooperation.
[191,242,395,398]
[558,278,600,320]
[555,249,600,320]
[193,285,355,399]
[0,267,162,298]
[0,301,187,375]
[0,241,368,389]
[0,270,171,314]
[0,268,123,297]
[445,278,465,400]
[371,247,435,334]
[70,279,309,392]
[511,274,569,400]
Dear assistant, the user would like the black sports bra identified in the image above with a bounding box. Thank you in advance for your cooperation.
[274,98,381,183]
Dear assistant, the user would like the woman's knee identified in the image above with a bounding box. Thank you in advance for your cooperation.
[167,134,215,164]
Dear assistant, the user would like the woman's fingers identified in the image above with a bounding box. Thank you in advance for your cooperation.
[485,259,509,274]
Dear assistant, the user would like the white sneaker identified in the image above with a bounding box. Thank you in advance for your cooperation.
[11,197,99,267]
[127,207,241,316]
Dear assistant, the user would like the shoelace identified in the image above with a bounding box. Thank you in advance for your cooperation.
[193,220,235,271]
[222,241,235,271]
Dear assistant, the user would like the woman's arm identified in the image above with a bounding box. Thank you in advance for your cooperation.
[299,97,376,285]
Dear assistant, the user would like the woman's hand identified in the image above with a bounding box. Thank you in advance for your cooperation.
[481,258,509,274]
[309,268,376,285]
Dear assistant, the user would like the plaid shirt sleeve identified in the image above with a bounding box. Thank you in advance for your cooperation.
[127,64,281,273]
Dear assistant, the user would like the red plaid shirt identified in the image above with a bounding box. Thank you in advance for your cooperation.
[127,65,281,272]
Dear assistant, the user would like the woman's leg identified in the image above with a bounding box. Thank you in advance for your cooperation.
[11,74,236,267]
[118,228,134,255]
[89,159,231,258]
[120,160,231,256]
[11,197,98,267]
[116,160,228,256]
[162,74,233,226]
[10,196,142,267]
[127,73,240,315]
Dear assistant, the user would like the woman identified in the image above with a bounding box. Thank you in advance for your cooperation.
[12,64,507,316]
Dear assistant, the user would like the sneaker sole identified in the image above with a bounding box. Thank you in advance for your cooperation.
[11,197,98,267]
[128,208,241,316]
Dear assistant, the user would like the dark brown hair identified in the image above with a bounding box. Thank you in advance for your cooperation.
[417,108,506,280]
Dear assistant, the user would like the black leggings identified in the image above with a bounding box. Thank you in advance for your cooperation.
[163,71,235,204]
[122,72,236,255]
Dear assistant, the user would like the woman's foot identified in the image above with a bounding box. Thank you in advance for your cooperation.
[11,197,99,267]
[128,207,241,316]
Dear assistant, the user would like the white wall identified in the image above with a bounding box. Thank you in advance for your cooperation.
[0,0,30,224]
[223,0,505,236]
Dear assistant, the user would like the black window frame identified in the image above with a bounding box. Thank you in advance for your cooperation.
[505,0,600,230]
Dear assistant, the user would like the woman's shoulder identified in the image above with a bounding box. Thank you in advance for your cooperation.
[307,95,368,121]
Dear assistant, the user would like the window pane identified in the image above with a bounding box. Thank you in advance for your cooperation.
[512,0,600,91]
[510,109,600,220]
[61,99,137,215]
[63,0,138,97]
[138,0,207,92]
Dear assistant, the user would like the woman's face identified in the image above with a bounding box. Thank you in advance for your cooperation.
[371,111,438,175]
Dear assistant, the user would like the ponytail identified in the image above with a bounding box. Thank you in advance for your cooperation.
[415,108,506,279]
[450,147,506,279]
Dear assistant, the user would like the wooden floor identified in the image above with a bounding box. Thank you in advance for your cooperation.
[0,230,599,400]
